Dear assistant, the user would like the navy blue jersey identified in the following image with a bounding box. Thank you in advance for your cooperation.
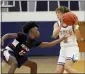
[7,32,42,56]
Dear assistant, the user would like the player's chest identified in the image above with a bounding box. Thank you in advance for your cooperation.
[59,26,73,35]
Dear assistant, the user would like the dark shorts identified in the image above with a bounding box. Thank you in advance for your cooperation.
[2,49,28,68]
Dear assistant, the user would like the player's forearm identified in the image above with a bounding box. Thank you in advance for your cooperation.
[52,28,60,38]
[39,35,66,48]
[2,34,9,41]
[52,26,62,39]
[48,38,63,47]
[2,33,17,41]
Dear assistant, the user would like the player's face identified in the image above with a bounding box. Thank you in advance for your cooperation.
[31,27,40,38]
[56,10,63,20]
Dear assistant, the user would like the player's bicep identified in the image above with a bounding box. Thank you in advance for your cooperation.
[53,23,59,33]
[52,23,59,38]
[53,23,59,30]
[5,33,18,38]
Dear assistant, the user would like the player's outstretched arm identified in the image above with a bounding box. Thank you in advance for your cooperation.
[39,35,68,48]
[1,33,18,46]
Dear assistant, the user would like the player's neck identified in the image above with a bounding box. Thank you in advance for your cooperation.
[62,24,68,28]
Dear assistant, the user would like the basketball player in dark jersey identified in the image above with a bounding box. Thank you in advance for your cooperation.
[1,22,68,74]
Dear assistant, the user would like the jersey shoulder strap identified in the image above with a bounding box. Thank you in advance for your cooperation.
[56,21,60,26]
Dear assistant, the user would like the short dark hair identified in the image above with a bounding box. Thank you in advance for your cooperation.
[56,6,70,13]
[23,22,38,34]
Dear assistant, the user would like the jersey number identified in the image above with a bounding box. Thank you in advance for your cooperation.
[19,50,26,56]
[19,44,30,56]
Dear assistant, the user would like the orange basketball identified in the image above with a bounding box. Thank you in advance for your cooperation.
[62,12,78,25]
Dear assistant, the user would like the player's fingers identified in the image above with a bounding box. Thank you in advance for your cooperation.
[64,35,70,39]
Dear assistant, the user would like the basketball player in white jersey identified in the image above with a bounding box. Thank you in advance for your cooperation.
[52,6,84,73]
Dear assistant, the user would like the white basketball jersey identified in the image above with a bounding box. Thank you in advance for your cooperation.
[57,21,78,47]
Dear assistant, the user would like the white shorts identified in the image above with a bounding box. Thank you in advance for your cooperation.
[3,46,13,61]
[57,45,80,65]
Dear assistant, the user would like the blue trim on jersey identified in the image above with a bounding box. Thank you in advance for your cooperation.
[57,62,65,65]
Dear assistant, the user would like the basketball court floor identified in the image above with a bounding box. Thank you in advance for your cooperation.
[2,54,85,73]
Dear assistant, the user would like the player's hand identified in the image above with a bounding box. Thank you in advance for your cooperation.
[61,35,70,40]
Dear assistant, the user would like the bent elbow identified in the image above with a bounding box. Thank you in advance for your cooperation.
[51,35,57,39]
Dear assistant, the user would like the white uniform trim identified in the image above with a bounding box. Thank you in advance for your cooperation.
[5,46,13,51]
[3,46,13,61]
[12,39,19,47]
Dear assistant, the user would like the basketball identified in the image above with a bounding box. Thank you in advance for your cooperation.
[62,12,78,25]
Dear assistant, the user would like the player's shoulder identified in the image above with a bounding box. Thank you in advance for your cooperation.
[17,32,26,36]
[53,21,60,28]
[16,32,27,41]
[17,32,27,39]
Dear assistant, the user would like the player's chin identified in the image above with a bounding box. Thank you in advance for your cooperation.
[58,18,61,21]
[36,34,40,38]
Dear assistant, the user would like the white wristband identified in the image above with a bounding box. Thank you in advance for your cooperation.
[80,38,85,41]
[74,25,79,30]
